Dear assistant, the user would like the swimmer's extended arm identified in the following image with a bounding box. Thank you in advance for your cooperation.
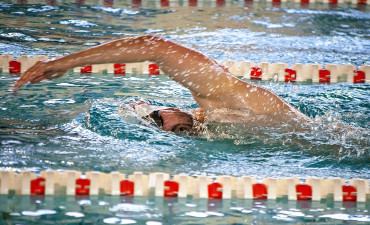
[14,35,299,117]
[14,35,233,98]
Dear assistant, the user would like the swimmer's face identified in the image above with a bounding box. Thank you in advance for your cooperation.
[149,108,193,132]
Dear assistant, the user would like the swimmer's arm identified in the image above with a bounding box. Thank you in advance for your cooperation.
[14,35,236,96]
[13,35,290,114]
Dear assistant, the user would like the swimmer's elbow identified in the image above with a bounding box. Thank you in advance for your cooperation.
[138,35,167,44]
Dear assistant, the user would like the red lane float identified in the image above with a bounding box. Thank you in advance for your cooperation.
[104,0,113,7]
[30,177,46,195]
[120,180,135,196]
[189,0,197,7]
[9,60,21,73]
[161,0,169,7]
[132,0,141,7]
[296,184,312,200]
[208,182,223,199]
[217,0,225,7]
[319,69,331,83]
[285,68,296,82]
[76,178,90,195]
[149,63,160,75]
[164,180,179,197]
[253,183,268,199]
[354,70,365,83]
[46,0,56,5]
[250,67,262,80]
[342,185,357,201]
[80,65,92,73]
[114,63,126,75]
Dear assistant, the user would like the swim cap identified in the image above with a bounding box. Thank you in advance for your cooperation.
[118,100,170,121]
[133,102,170,118]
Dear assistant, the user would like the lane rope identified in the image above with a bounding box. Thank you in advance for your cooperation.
[0,170,368,203]
[1,55,369,83]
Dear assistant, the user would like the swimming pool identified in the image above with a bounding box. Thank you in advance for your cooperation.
[0,0,369,224]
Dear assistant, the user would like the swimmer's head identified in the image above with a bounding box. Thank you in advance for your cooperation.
[124,101,195,133]
[145,108,194,132]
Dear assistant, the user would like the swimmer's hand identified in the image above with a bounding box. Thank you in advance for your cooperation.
[13,60,68,88]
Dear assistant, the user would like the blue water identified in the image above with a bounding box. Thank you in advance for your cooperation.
[0,0,369,224]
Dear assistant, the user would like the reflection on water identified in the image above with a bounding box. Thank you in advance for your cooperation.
[0,195,369,224]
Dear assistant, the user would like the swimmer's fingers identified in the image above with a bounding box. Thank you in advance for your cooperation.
[13,61,55,88]
[13,61,45,88]
[14,71,45,88]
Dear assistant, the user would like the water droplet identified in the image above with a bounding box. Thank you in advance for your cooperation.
[273,74,278,82]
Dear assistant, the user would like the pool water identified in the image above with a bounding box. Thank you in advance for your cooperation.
[0,195,369,224]
[1,72,369,177]
[0,0,369,224]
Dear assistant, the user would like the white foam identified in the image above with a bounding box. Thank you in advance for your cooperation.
[22,209,56,216]
[65,212,85,218]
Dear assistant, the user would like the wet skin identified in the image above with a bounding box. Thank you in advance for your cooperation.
[13,35,312,131]
[149,108,194,132]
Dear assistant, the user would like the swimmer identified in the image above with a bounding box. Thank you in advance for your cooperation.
[13,35,312,133]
